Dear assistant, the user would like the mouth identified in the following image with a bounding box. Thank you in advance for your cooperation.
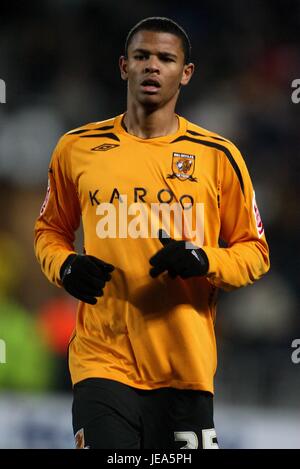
[140,78,161,93]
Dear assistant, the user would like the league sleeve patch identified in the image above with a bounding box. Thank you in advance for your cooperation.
[39,177,51,216]
[252,191,264,238]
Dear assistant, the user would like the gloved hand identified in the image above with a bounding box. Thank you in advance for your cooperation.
[149,229,209,279]
[60,254,114,305]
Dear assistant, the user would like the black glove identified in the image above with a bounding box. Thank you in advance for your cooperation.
[149,230,209,279]
[60,254,114,305]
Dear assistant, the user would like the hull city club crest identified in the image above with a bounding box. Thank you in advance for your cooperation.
[167,152,197,182]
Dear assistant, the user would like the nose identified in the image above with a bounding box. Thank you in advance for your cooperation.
[144,56,160,74]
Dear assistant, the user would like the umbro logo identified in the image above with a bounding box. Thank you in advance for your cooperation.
[91,143,119,151]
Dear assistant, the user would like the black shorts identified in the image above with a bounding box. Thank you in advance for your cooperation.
[72,378,218,449]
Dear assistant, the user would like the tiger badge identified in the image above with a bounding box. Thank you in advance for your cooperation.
[167,152,197,182]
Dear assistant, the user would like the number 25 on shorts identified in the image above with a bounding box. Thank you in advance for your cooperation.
[174,429,219,449]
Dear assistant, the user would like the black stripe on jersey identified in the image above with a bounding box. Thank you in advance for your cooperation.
[94,125,114,131]
[80,133,120,142]
[171,135,244,194]
[187,129,228,143]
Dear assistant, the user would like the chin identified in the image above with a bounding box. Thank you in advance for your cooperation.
[139,94,162,108]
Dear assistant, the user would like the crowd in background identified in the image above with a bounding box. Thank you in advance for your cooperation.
[0,0,299,407]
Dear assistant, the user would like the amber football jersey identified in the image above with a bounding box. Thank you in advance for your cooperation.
[34,114,270,393]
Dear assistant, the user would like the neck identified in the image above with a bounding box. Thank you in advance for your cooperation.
[123,101,179,139]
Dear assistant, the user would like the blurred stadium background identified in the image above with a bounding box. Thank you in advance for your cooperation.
[0,0,299,449]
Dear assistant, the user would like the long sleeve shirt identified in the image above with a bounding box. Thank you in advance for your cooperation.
[34,114,270,393]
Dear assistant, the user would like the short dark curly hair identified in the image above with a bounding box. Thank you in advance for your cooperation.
[125,17,192,64]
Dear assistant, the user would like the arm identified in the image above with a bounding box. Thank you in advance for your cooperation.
[202,143,270,290]
[34,137,115,303]
[34,138,81,287]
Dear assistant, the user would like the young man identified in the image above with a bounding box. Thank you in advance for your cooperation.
[34,17,270,449]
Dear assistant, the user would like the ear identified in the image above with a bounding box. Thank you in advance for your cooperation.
[119,56,128,81]
[180,62,195,87]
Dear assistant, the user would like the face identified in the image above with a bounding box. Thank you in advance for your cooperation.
[119,30,194,110]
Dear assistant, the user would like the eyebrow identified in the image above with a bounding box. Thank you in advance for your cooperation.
[132,48,178,59]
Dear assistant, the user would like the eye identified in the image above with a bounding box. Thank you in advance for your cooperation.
[134,54,147,60]
[160,55,175,63]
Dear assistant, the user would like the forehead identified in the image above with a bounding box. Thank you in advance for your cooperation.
[128,30,184,57]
